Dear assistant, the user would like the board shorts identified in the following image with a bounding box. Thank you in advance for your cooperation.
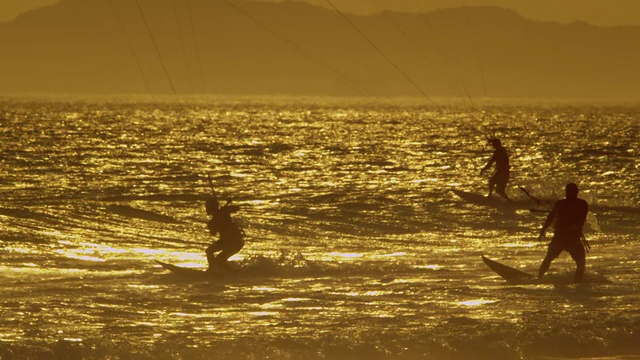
[207,235,244,254]
[546,235,585,264]
[492,169,509,189]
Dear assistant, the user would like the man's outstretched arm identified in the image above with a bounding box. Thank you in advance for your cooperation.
[538,202,559,240]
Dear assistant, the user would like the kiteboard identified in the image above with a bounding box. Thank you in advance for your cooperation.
[481,255,536,283]
[452,189,545,212]
[482,255,609,286]
[156,260,215,280]
[453,189,519,206]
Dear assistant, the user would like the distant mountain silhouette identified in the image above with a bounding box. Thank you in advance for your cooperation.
[1,0,639,100]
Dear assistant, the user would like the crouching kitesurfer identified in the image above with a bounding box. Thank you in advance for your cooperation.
[205,192,244,272]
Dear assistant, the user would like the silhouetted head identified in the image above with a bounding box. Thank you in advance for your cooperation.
[206,196,219,215]
[565,183,579,199]
[489,138,501,148]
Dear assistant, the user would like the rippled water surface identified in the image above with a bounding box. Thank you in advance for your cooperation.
[1,99,639,359]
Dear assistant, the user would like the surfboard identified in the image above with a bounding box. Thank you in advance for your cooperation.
[155,260,215,280]
[481,255,536,283]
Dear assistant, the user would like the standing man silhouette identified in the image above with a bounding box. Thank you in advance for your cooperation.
[480,138,511,201]
[537,183,590,283]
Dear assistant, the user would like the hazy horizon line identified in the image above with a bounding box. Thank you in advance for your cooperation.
[3,92,639,107]
[2,0,640,28]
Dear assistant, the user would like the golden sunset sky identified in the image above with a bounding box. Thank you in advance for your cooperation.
[2,0,640,26]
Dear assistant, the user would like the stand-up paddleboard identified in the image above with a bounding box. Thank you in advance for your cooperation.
[156,260,215,280]
[481,255,536,283]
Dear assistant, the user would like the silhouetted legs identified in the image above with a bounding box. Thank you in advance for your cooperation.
[206,238,244,272]
[495,181,511,201]
[487,177,495,197]
[538,253,555,279]
[569,244,586,283]
[489,170,510,201]
[538,239,586,283]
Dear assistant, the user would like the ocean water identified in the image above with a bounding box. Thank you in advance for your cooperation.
[0,98,639,360]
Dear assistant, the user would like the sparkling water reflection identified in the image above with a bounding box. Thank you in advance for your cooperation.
[0,99,639,359]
